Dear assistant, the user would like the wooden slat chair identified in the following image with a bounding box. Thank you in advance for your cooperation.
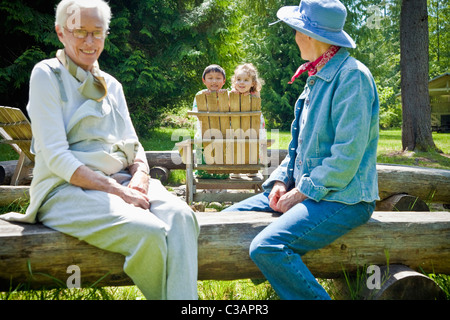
[0,106,34,185]
[177,91,272,203]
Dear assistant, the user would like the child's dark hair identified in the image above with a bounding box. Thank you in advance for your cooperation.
[202,64,226,80]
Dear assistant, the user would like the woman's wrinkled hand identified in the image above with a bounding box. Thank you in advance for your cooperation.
[118,183,150,210]
[268,181,288,213]
[268,181,307,213]
[128,169,149,195]
[276,188,307,213]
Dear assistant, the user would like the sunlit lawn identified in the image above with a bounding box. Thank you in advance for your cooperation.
[377,130,450,169]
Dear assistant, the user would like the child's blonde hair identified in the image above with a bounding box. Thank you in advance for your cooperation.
[231,63,263,94]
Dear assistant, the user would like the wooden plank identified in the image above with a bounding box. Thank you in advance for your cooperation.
[218,91,231,165]
[198,211,450,279]
[193,192,257,203]
[188,111,262,117]
[240,94,251,165]
[195,177,263,190]
[229,92,241,166]
[144,151,449,204]
[196,164,264,172]
[195,93,211,165]
[250,97,261,165]
[0,211,448,290]
[205,93,221,165]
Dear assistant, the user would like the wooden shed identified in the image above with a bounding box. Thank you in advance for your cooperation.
[429,73,450,132]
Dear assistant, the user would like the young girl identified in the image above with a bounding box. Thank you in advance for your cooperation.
[230,63,266,179]
[231,63,263,97]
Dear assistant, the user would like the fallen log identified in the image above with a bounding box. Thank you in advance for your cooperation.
[375,193,430,211]
[1,157,449,206]
[149,166,170,184]
[0,211,448,291]
[0,160,32,186]
[0,160,16,185]
[377,163,450,204]
[332,264,446,300]
[0,186,29,207]
[361,265,446,300]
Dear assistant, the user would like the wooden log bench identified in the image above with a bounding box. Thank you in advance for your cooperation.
[0,211,449,299]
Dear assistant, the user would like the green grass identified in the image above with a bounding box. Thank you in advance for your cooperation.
[377,130,450,169]
[141,127,194,151]
[0,144,19,161]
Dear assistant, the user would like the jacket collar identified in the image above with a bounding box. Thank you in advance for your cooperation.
[313,47,350,82]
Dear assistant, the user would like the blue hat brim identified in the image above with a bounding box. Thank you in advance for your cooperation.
[276,6,356,49]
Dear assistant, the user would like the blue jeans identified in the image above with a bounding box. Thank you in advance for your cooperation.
[222,192,375,300]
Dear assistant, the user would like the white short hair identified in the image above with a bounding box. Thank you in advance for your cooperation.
[55,0,111,31]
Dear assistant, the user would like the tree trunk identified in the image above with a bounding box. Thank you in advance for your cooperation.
[400,0,436,151]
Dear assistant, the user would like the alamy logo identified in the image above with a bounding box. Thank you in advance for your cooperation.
[366,265,381,290]
[66,5,81,30]
[366,5,383,30]
[66,265,81,289]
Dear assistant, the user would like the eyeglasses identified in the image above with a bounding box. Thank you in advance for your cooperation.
[64,27,109,39]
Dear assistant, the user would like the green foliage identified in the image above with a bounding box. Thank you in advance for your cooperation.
[237,0,306,131]
[0,0,448,135]
[102,0,244,136]
[0,0,59,110]
[377,84,402,129]
[0,0,243,136]
[428,0,450,78]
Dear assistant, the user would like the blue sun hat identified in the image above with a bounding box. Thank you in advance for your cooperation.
[272,0,356,48]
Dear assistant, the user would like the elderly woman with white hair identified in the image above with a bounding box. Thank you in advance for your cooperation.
[1,0,199,300]
[223,0,380,299]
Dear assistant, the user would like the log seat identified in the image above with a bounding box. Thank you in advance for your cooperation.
[0,211,449,293]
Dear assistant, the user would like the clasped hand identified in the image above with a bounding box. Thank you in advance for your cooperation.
[125,169,150,210]
[268,181,307,213]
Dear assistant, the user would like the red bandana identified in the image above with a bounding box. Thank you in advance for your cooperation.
[288,45,340,84]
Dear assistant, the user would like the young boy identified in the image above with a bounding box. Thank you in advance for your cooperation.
[192,65,228,179]
[192,64,227,111]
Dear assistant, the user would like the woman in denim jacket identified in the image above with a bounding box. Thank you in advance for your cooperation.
[223,0,379,299]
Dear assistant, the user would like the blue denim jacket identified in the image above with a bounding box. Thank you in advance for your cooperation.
[263,48,380,204]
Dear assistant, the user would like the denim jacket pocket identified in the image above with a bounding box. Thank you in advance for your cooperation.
[305,157,325,174]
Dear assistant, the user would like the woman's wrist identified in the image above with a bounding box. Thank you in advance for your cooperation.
[129,161,149,176]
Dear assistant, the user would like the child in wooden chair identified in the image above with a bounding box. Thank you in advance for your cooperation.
[192,64,229,179]
[230,63,266,180]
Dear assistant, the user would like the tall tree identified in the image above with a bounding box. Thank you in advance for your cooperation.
[400,0,436,151]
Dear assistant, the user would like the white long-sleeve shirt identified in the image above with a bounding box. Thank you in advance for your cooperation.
[1,57,147,223]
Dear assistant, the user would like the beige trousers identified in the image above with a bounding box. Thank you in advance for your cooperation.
[38,178,199,300]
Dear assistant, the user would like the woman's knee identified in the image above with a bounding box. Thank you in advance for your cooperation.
[249,231,274,263]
